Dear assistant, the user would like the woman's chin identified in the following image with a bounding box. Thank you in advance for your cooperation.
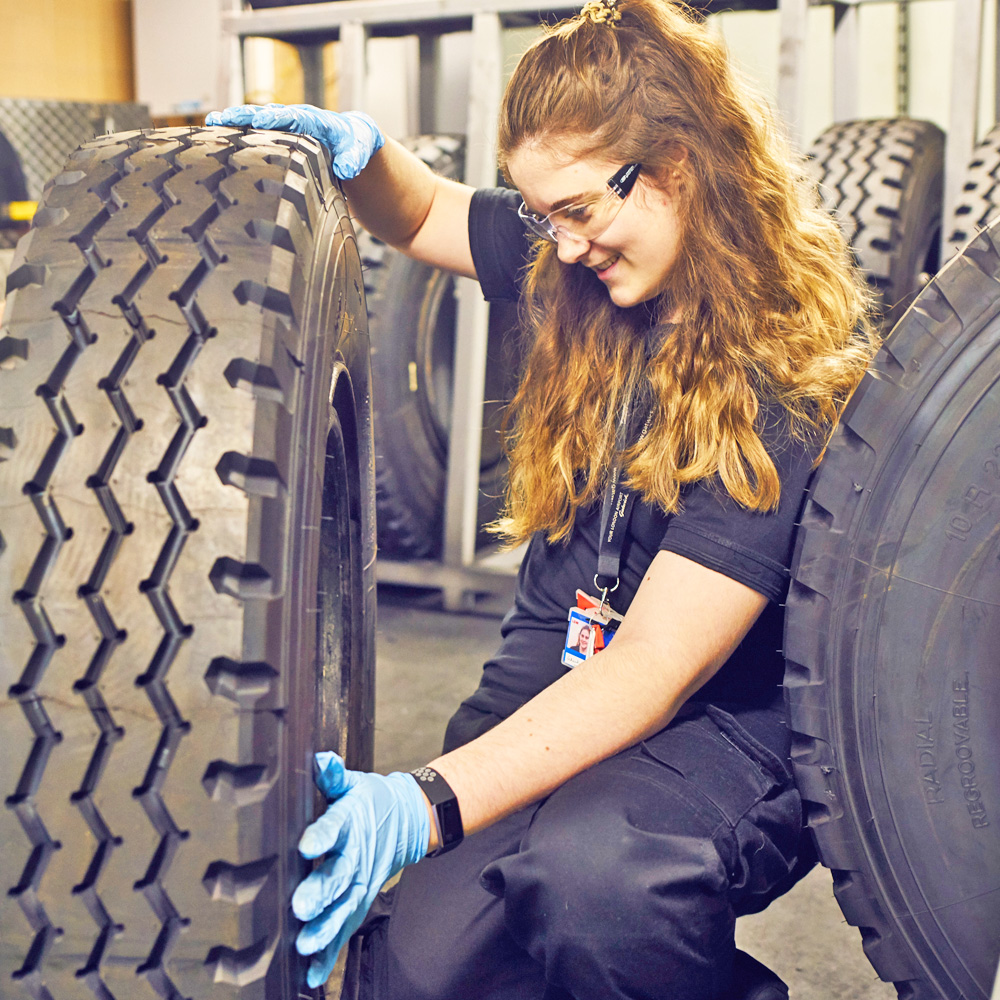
[607,285,648,309]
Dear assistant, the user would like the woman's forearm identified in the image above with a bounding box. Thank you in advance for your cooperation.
[342,137,437,243]
[425,551,769,843]
[342,137,476,277]
[427,640,679,840]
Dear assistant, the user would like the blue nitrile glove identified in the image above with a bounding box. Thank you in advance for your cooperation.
[291,751,430,988]
[204,103,384,180]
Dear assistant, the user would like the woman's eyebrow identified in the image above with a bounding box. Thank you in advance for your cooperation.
[547,190,596,212]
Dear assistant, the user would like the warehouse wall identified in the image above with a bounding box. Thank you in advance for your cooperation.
[8,0,993,151]
[0,0,134,102]
[132,0,226,116]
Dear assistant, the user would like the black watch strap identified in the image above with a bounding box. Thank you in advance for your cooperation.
[410,766,464,856]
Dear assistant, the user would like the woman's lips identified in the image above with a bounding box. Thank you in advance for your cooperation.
[593,254,620,276]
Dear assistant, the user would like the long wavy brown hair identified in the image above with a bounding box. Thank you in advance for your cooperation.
[493,0,877,545]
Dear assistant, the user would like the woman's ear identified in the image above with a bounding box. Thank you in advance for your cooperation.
[647,146,690,197]
[667,146,690,194]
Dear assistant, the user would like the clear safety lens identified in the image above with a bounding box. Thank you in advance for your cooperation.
[518,163,641,244]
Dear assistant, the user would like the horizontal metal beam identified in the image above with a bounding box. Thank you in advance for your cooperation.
[377,559,518,614]
[377,553,521,591]
[224,1,579,40]
[224,0,780,40]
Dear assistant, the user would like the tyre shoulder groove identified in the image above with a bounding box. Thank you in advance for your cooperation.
[3,132,128,989]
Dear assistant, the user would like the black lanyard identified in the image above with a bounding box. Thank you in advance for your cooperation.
[595,404,653,599]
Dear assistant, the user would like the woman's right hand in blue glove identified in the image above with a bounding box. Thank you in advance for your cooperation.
[205,103,384,180]
[291,751,431,988]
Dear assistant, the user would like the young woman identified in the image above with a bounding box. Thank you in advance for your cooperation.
[209,2,875,997]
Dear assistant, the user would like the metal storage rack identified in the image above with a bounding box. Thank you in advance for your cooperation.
[221,1,585,610]
[220,0,997,610]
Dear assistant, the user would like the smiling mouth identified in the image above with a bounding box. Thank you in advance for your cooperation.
[593,255,620,272]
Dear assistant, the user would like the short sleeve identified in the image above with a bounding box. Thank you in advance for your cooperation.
[469,187,534,302]
[656,405,821,603]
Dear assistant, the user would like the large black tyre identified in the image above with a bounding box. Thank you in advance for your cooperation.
[0,127,376,999]
[806,118,945,329]
[360,135,517,560]
[784,220,1000,997]
[947,122,1000,249]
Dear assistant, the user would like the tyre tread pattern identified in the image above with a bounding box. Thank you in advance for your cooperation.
[806,117,944,324]
[6,139,131,1000]
[947,122,1000,246]
[129,130,226,1000]
[1,125,359,999]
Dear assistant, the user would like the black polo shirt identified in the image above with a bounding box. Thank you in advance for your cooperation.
[467,187,818,711]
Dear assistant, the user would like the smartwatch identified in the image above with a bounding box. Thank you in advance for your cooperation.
[410,766,464,856]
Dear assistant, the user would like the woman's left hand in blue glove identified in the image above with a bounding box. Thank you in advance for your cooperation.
[204,103,384,180]
[291,751,430,988]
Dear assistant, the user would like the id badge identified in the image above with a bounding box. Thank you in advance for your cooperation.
[561,590,624,668]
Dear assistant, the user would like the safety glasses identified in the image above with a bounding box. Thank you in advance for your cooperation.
[517,162,641,244]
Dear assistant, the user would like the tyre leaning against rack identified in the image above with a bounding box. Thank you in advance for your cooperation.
[784,217,1000,999]
[0,126,375,999]
[0,125,30,250]
[806,118,944,329]
[359,135,518,560]
[947,121,1000,250]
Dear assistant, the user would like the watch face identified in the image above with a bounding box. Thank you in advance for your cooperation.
[439,800,462,842]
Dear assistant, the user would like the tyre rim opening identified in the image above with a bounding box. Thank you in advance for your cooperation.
[316,402,365,768]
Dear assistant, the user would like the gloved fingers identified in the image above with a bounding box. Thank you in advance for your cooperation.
[313,751,360,801]
[291,837,364,921]
[305,942,340,991]
[295,879,368,958]
[246,104,343,140]
[241,104,308,132]
[329,152,365,182]
[205,104,265,127]
[303,900,368,989]
[297,792,366,859]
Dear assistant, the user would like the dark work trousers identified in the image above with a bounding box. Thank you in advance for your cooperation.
[343,626,814,1000]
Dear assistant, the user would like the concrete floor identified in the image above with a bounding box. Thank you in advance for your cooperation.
[373,585,898,1000]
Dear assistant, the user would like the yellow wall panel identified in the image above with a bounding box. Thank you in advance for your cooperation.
[0,0,134,102]
[273,39,305,106]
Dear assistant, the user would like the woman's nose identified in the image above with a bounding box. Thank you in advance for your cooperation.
[556,231,590,264]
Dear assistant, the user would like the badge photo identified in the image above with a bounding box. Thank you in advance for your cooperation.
[562,608,595,667]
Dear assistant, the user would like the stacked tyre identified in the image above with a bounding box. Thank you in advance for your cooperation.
[948,123,1000,249]
[806,117,945,330]
[361,135,518,560]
